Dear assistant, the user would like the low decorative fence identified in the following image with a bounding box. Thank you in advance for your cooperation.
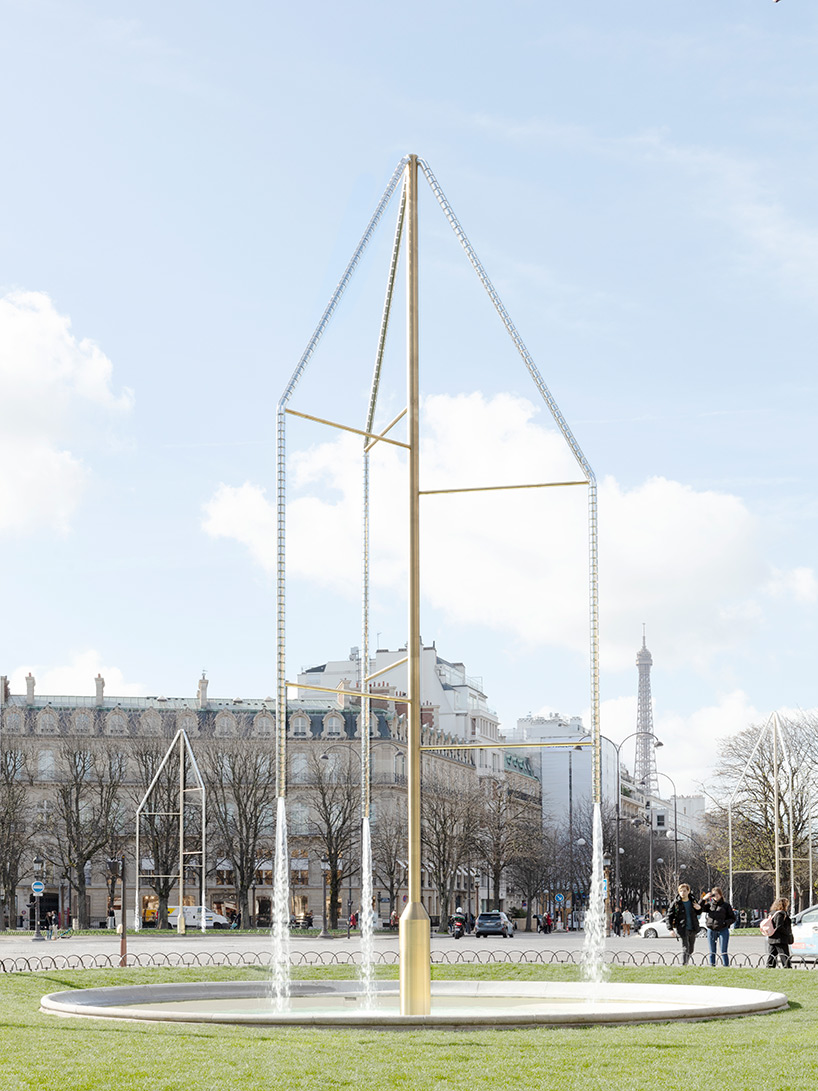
[0,948,808,973]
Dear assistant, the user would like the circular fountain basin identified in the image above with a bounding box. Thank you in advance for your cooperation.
[40,979,787,1028]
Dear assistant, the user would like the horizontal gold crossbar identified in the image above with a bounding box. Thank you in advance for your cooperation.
[285,408,409,449]
[286,680,411,705]
[365,656,408,682]
[420,480,588,496]
[423,741,597,750]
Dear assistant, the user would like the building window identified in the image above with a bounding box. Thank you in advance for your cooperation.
[290,753,308,784]
[290,855,309,886]
[215,859,235,886]
[73,711,93,736]
[106,711,128,737]
[323,714,343,738]
[289,803,310,836]
[4,710,24,734]
[37,750,55,781]
[254,714,274,737]
[141,711,163,737]
[178,712,200,737]
[36,710,59,736]
[215,712,237,738]
[291,714,309,738]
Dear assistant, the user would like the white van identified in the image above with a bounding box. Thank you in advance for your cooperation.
[168,906,231,929]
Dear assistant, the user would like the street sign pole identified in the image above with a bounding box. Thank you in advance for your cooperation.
[31,881,45,942]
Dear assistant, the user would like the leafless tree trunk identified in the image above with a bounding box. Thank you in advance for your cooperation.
[507,827,554,932]
[422,772,480,933]
[474,778,529,911]
[370,800,407,915]
[203,734,277,927]
[301,749,360,929]
[50,742,127,929]
[0,744,32,931]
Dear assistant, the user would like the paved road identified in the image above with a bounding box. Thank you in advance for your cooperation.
[0,928,773,964]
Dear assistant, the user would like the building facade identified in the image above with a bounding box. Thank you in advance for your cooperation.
[0,657,540,931]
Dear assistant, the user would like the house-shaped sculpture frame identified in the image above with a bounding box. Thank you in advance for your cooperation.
[133,728,207,934]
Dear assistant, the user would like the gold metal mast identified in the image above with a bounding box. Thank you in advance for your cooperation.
[400,154,431,1015]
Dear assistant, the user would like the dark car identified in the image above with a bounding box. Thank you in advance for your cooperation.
[474,911,512,938]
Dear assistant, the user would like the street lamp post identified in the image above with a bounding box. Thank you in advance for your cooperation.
[319,857,331,939]
[107,856,127,967]
[32,855,45,942]
[574,838,587,928]
[347,862,353,939]
[583,730,663,912]
[653,770,679,883]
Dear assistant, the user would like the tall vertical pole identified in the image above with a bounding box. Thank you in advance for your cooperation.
[400,154,431,1016]
[648,825,653,916]
[119,855,127,967]
[789,769,796,912]
[810,786,814,907]
[178,732,186,934]
[774,716,781,900]
[614,747,621,908]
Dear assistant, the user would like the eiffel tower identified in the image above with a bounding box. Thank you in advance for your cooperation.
[633,627,658,798]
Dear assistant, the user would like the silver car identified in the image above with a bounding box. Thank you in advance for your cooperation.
[474,911,512,938]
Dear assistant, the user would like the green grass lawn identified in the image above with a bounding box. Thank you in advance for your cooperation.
[0,962,810,1091]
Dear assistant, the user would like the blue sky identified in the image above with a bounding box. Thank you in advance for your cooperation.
[1,0,816,794]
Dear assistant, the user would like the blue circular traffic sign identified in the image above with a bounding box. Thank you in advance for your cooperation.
[554,893,564,903]
[31,881,45,895]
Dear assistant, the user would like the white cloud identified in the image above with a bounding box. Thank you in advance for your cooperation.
[0,290,134,535]
[202,391,804,676]
[9,651,146,698]
[201,481,276,572]
[652,691,764,797]
[765,566,818,603]
[587,691,764,798]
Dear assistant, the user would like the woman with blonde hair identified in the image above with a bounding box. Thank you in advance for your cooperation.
[766,897,793,969]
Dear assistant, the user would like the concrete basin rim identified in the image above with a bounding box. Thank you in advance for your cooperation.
[39,978,788,1028]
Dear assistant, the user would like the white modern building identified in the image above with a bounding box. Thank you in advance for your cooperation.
[506,713,619,832]
[298,643,505,777]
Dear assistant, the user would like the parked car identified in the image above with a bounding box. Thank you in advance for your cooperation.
[474,911,513,938]
[790,904,818,961]
[638,915,705,940]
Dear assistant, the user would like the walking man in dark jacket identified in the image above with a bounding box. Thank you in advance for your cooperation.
[666,883,702,966]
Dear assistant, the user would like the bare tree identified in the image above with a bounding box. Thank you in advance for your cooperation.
[506,826,555,931]
[708,714,818,911]
[474,778,530,911]
[0,744,32,931]
[421,771,480,933]
[370,799,407,916]
[203,738,277,926]
[49,741,127,928]
[298,749,360,929]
